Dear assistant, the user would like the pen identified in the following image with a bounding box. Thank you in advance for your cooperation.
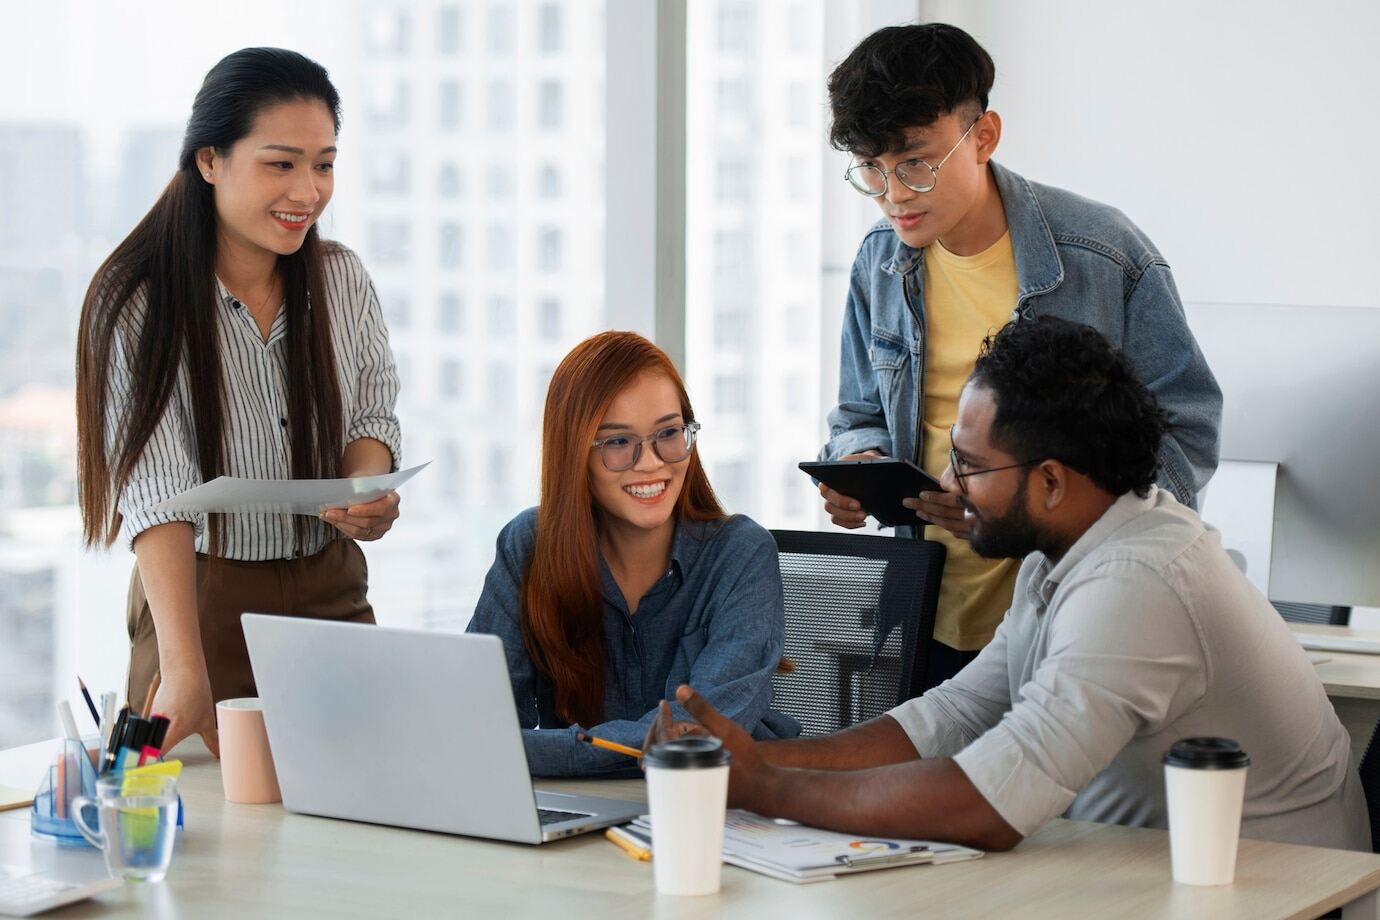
[102,706,129,775]
[77,677,100,728]
[836,845,932,869]
[99,692,116,750]
[141,671,161,719]
[605,826,652,861]
[577,733,642,759]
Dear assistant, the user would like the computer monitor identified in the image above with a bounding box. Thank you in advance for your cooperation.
[1185,302,1380,608]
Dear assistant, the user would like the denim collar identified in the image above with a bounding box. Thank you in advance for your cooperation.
[878,161,1065,313]
[1025,488,1160,607]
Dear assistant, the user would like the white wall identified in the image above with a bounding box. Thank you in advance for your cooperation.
[918,0,1380,310]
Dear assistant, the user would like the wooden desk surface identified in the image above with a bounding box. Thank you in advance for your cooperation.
[4,739,1380,919]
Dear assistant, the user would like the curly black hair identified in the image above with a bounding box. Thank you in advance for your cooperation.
[828,23,994,157]
[970,317,1167,498]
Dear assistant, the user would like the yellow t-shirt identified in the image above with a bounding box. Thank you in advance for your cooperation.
[921,232,1021,650]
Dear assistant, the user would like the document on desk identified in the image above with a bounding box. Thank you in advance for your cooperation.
[633,811,982,884]
[151,463,430,516]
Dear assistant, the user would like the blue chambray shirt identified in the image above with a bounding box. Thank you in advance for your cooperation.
[466,507,801,777]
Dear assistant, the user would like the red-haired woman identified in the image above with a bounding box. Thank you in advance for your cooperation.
[466,331,799,776]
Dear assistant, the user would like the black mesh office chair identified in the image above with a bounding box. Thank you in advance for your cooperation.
[1274,602,1352,626]
[1358,719,1380,853]
[769,530,945,737]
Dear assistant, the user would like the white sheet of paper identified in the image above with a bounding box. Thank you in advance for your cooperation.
[151,462,430,515]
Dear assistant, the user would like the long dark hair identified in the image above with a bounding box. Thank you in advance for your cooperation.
[77,48,345,549]
[521,332,725,727]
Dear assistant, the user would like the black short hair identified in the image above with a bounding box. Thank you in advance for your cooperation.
[828,23,994,158]
[970,317,1167,498]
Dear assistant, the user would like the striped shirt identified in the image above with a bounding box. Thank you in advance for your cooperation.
[108,243,401,561]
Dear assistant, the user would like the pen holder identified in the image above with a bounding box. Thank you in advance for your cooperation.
[31,737,102,848]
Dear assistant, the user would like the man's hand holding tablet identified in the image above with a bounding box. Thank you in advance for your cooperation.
[803,455,951,530]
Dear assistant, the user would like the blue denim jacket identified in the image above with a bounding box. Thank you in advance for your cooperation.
[823,161,1222,511]
[466,508,800,778]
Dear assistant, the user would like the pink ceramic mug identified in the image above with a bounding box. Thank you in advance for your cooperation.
[216,698,281,804]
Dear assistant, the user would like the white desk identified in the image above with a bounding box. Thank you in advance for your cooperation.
[1294,624,1380,767]
[3,739,1380,919]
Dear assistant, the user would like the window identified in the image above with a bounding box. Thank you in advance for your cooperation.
[716,3,754,55]
[438,293,463,333]
[366,80,411,129]
[436,5,463,56]
[687,2,829,534]
[716,155,752,204]
[439,223,464,268]
[487,363,514,408]
[487,81,514,132]
[488,296,515,337]
[539,164,562,198]
[367,152,410,195]
[437,162,463,198]
[438,81,463,130]
[440,358,463,399]
[369,221,411,265]
[716,78,750,121]
[367,8,410,55]
[387,294,411,330]
[788,82,808,128]
[715,374,748,414]
[539,298,561,339]
[486,162,512,200]
[538,227,562,272]
[538,4,562,54]
[539,81,563,130]
[487,224,514,271]
[440,440,462,499]
[487,4,514,54]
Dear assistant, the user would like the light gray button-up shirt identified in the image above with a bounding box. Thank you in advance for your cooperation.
[888,488,1370,851]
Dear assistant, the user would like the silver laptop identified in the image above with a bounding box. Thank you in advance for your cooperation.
[242,614,645,844]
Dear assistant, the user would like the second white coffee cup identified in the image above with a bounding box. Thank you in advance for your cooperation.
[643,736,731,896]
[1163,737,1251,886]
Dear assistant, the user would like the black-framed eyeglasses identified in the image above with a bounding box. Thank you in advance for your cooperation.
[844,117,981,198]
[591,421,701,473]
[948,425,1036,495]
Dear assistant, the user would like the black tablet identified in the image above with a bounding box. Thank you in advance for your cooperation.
[799,458,944,528]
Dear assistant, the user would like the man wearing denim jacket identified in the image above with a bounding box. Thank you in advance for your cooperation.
[818,24,1222,686]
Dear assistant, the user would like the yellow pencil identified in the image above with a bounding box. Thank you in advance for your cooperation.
[605,827,651,861]
[577,733,642,759]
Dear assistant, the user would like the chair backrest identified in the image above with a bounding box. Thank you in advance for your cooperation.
[1358,718,1380,852]
[1274,601,1351,626]
[769,529,945,737]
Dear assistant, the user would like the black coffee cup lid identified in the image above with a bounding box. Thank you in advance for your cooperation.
[642,736,731,770]
[1163,737,1251,770]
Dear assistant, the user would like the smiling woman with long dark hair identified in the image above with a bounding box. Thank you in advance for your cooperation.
[466,331,800,777]
[76,48,402,756]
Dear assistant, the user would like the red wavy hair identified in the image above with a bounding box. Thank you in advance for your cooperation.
[520,331,724,727]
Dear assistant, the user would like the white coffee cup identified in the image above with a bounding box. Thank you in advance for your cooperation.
[643,736,731,896]
[1163,737,1251,886]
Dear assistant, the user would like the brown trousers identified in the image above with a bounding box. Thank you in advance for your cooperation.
[125,539,375,707]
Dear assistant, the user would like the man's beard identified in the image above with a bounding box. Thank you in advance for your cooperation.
[964,478,1041,560]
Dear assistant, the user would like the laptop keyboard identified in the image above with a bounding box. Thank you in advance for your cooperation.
[537,807,593,826]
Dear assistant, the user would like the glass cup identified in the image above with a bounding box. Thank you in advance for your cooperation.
[72,774,179,883]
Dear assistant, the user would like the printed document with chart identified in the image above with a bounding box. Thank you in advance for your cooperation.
[632,810,982,883]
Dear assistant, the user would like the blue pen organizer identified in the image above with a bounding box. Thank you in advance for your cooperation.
[31,737,101,848]
[31,738,185,847]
